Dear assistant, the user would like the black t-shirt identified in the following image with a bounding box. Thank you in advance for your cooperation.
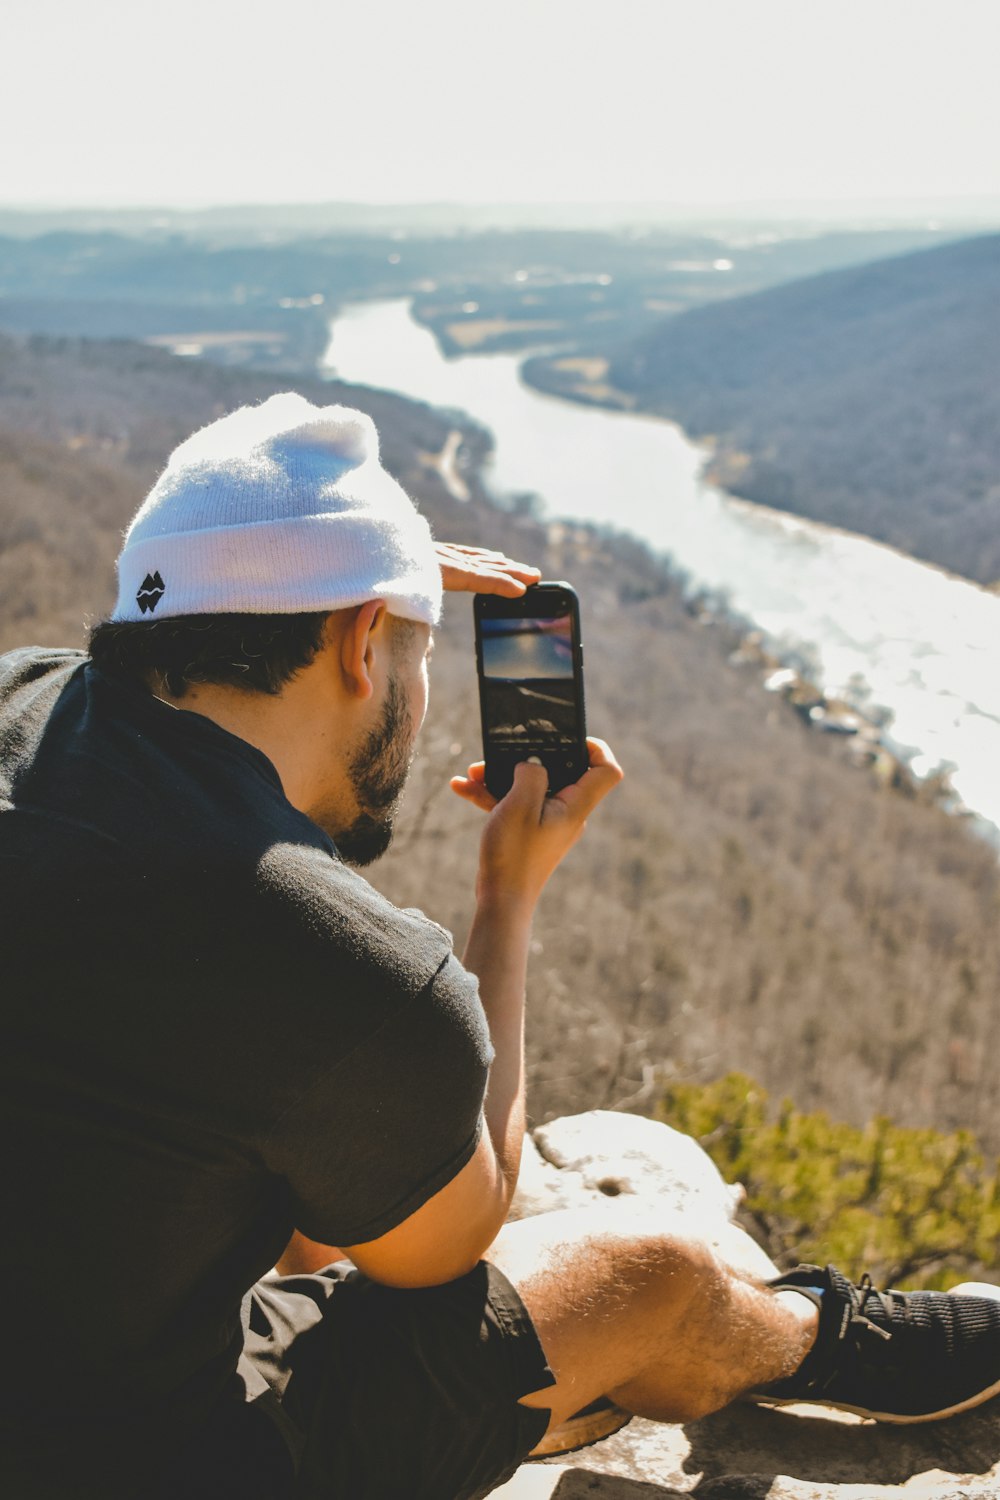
[0,648,491,1494]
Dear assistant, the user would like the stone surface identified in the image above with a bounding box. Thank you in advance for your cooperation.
[490,1111,1000,1500]
[509,1110,743,1225]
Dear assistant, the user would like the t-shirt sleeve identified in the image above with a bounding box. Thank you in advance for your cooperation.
[259,947,493,1247]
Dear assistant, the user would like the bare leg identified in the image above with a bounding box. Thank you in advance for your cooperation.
[486,1203,818,1433]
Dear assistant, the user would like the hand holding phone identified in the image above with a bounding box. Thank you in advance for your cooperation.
[451,736,623,910]
[474,581,587,800]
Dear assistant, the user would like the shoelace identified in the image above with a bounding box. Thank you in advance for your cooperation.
[840,1272,896,1344]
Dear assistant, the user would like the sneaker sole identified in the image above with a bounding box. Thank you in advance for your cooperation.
[748,1372,1000,1425]
[528,1398,633,1457]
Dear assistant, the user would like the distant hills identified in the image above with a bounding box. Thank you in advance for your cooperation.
[609,233,1000,586]
[0,223,963,376]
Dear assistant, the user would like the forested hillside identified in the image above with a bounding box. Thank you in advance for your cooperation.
[2,332,999,1158]
[606,233,1000,585]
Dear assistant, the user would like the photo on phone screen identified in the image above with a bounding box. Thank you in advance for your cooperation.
[479,614,578,751]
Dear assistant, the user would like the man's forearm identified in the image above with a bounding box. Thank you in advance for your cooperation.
[452,740,623,1216]
[461,893,534,1198]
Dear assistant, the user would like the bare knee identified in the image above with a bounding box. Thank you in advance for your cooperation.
[597,1218,741,1422]
[487,1205,730,1427]
[605,1234,739,1424]
[613,1220,719,1307]
[491,1202,724,1310]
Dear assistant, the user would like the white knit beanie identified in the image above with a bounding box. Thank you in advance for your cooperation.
[112,393,442,625]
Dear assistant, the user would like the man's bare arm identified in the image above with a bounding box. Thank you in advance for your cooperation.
[342,741,622,1287]
[278,741,622,1285]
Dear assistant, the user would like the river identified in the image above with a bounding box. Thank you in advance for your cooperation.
[321,298,1000,841]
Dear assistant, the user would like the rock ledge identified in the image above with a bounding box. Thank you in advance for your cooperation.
[489,1111,1000,1500]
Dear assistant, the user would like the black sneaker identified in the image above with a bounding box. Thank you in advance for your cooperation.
[750,1263,1000,1423]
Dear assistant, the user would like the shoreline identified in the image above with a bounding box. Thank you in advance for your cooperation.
[444,421,983,843]
[452,394,990,847]
[518,346,1000,598]
[324,299,999,847]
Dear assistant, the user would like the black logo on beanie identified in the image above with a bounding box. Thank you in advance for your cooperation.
[136,571,165,614]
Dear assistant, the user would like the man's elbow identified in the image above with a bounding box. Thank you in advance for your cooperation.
[345,1196,508,1290]
[343,1134,515,1289]
[362,1246,484,1291]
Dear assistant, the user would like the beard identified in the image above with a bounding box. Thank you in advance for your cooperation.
[332,674,415,867]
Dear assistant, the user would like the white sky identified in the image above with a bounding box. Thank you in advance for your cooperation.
[4,0,999,208]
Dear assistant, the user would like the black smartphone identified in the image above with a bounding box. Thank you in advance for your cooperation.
[474,581,588,800]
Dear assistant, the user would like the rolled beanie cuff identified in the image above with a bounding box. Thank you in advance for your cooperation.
[112,514,442,625]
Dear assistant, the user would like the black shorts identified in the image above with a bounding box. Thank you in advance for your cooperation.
[162,1260,555,1500]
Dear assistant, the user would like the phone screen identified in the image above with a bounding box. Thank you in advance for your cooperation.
[476,588,587,797]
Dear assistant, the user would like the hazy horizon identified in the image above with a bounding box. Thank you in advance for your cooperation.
[2,196,998,244]
[3,194,998,217]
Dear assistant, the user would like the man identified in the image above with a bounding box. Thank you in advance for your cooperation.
[2,393,998,1500]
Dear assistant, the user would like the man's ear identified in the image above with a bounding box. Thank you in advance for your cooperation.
[338,600,387,701]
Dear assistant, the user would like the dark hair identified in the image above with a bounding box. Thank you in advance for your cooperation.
[87,612,331,697]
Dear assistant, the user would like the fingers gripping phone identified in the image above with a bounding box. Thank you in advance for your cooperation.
[474,581,588,800]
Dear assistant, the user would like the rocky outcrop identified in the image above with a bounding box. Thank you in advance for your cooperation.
[490,1111,1000,1500]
